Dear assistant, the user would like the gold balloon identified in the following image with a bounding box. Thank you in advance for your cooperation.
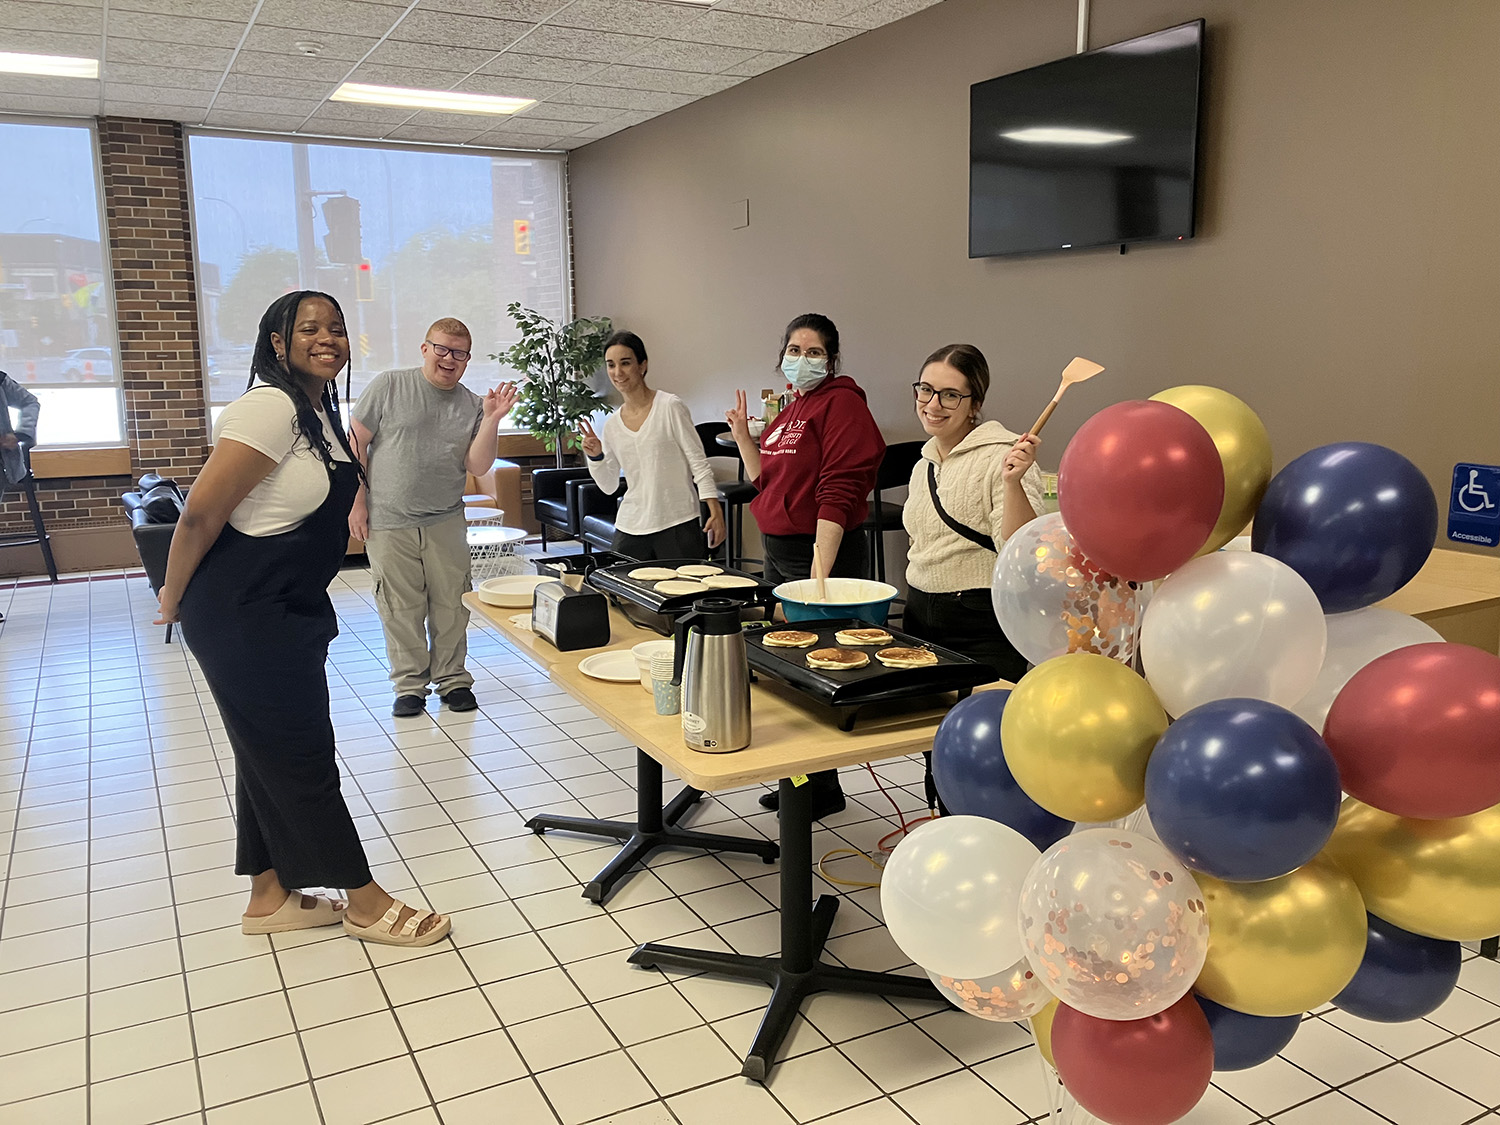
[1194,856,1367,1017]
[1030,998,1059,1069]
[1000,652,1168,821]
[1324,798,1500,942]
[1150,385,1272,554]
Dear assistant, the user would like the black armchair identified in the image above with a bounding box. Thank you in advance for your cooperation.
[531,467,594,546]
[121,475,184,642]
[571,477,623,553]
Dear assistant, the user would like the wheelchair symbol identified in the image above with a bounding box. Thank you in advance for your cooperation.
[1458,468,1496,514]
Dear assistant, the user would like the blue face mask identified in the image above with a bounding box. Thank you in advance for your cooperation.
[781,354,828,391]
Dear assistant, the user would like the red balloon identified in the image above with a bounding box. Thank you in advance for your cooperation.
[1053,996,1214,1125]
[1058,401,1224,582]
[1323,642,1500,819]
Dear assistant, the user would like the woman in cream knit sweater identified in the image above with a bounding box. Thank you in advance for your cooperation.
[902,343,1046,682]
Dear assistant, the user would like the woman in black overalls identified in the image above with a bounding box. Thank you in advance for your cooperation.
[157,291,448,947]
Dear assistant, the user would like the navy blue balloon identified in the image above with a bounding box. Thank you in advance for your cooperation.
[1196,995,1301,1071]
[1334,914,1462,1023]
[1145,698,1342,882]
[1252,442,1438,613]
[931,690,1073,850]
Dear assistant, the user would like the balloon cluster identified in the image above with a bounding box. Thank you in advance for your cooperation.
[882,386,1500,1125]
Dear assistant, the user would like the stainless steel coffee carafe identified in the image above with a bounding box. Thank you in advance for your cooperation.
[672,597,751,753]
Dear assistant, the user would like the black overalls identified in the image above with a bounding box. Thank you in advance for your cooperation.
[178,454,372,891]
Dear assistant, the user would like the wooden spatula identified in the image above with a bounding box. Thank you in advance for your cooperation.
[1029,357,1106,436]
[812,543,828,602]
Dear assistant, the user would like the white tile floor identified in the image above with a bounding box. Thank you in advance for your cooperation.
[2,565,1498,1125]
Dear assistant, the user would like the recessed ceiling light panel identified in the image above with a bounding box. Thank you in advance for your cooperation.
[0,51,99,79]
[330,82,535,115]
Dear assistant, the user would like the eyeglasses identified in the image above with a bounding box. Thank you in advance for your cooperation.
[784,345,828,359]
[913,382,973,409]
[425,340,472,362]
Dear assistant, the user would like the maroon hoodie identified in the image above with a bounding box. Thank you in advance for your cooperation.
[751,375,885,536]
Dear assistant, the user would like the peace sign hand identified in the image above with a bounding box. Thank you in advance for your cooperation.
[726,390,751,443]
[577,418,603,459]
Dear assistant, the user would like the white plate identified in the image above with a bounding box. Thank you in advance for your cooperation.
[477,575,549,607]
[578,650,639,683]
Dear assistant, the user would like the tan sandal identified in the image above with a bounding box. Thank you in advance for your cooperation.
[242,891,347,935]
[343,901,451,947]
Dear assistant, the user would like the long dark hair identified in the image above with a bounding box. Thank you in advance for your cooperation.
[248,290,360,472]
[777,313,840,375]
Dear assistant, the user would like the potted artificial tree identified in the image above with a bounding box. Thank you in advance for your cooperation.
[494,302,613,469]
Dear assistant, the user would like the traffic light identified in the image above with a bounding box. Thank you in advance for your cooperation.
[323,196,362,265]
[513,219,531,256]
[356,260,374,301]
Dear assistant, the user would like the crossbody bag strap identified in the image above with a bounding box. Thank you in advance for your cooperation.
[927,460,996,553]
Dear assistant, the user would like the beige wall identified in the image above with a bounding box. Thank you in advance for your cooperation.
[570,0,1500,519]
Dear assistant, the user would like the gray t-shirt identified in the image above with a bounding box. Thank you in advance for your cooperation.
[352,367,482,530]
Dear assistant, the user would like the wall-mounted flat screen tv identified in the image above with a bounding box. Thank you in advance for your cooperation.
[969,20,1204,258]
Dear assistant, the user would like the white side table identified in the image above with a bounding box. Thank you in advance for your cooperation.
[468,524,528,580]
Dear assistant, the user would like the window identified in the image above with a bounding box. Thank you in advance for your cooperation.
[0,118,125,446]
[186,133,569,425]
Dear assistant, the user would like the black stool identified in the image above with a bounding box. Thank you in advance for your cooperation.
[0,443,58,582]
[856,440,925,582]
[697,421,762,573]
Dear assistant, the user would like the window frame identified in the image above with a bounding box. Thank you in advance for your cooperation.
[182,126,574,431]
[0,113,128,450]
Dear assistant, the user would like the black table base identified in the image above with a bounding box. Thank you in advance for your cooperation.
[526,748,779,903]
[629,775,944,1080]
[1483,936,1498,960]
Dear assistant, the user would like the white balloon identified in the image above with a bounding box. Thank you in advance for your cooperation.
[990,513,1140,668]
[880,815,1039,980]
[1291,607,1443,730]
[1140,552,1327,718]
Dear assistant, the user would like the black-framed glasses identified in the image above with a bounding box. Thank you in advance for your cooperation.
[425,340,472,362]
[913,382,972,409]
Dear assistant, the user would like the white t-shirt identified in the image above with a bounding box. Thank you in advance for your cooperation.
[585,391,717,536]
[214,385,351,537]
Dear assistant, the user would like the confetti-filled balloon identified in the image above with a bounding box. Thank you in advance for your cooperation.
[928,957,1053,1022]
[1018,829,1210,1021]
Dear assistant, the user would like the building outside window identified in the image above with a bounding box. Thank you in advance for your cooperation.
[0,118,126,446]
[186,133,569,425]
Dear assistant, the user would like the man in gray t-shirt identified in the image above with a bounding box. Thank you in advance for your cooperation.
[350,317,516,717]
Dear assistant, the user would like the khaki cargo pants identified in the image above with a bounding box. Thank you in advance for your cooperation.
[366,510,474,697]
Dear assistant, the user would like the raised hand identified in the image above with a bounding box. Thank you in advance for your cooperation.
[577,418,603,459]
[1002,433,1040,484]
[726,389,751,443]
[484,382,519,423]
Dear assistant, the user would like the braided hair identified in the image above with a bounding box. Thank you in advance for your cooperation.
[248,290,362,473]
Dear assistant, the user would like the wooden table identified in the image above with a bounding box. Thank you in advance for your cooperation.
[467,592,959,1078]
[1378,548,1500,654]
[465,593,780,902]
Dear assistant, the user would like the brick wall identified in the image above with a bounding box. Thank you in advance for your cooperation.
[0,117,208,541]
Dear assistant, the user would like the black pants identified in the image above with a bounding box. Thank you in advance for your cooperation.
[613,517,706,562]
[903,587,1028,684]
[762,530,868,797]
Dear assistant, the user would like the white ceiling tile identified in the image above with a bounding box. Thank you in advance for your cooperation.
[454,74,569,100]
[0,2,103,35]
[585,64,743,96]
[556,135,591,148]
[112,0,259,17]
[512,24,656,64]
[107,37,237,69]
[389,10,532,52]
[212,91,322,116]
[0,74,98,97]
[415,0,567,21]
[620,38,759,72]
[202,111,311,131]
[512,101,615,124]
[361,39,499,73]
[834,0,943,29]
[240,24,378,61]
[394,108,510,130]
[0,91,100,114]
[230,50,356,81]
[720,49,799,76]
[107,10,248,47]
[345,63,474,89]
[718,0,871,20]
[255,0,408,37]
[104,63,223,90]
[548,84,694,112]
[104,82,216,108]
[218,73,338,99]
[549,0,704,38]
[307,101,411,124]
[300,117,398,138]
[103,101,206,122]
[0,27,99,55]
[384,121,492,143]
[673,10,847,52]
[468,53,606,83]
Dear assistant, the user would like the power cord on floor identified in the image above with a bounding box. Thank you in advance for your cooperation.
[816,762,938,888]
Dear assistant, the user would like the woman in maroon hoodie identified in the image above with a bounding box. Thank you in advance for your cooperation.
[727,312,885,817]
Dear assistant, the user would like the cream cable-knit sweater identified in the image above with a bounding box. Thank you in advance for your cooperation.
[902,421,1047,594]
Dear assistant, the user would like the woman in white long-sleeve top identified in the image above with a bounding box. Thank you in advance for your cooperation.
[578,331,726,561]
